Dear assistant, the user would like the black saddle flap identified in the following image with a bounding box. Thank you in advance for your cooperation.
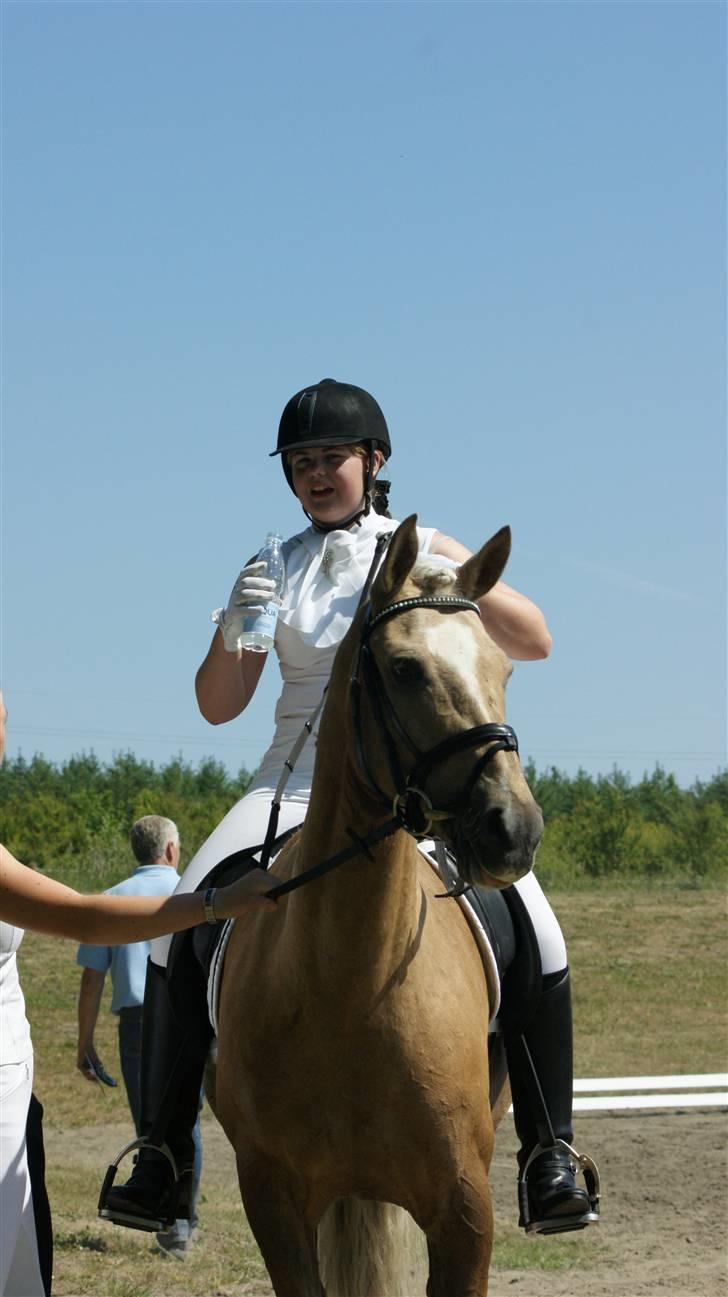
[458,881,543,1035]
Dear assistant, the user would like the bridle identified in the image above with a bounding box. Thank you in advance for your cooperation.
[351,594,519,839]
[262,573,520,901]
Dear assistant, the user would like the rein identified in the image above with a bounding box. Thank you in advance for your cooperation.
[261,531,394,895]
[264,814,403,900]
[262,536,519,900]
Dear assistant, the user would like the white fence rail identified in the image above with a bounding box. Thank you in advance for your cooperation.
[572,1073,728,1112]
[574,1073,726,1092]
[508,1074,728,1114]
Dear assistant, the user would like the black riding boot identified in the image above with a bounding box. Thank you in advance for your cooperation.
[98,959,211,1233]
[506,968,599,1234]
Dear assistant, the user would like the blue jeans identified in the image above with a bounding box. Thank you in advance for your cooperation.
[117,1006,203,1232]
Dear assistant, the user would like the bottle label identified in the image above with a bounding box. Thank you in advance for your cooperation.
[241,603,279,642]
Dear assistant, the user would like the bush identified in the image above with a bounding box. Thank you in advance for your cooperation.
[524,763,728,886]
[0,752,254,885]
[1,752,725,888]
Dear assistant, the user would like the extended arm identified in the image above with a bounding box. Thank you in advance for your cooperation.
[77,966,106,1080]
[431,533,552,661]
[0,845,276,942]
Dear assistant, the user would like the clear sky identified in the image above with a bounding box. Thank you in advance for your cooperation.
[2,1,725,788]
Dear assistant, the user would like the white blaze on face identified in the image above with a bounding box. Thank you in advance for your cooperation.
[421,617,491,719]
[417,612,521,821]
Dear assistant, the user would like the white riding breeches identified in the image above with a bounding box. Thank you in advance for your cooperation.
[0,1055,44,1297]
[151,787,308,967]
[511,870,567,975]
[153,785,567,977]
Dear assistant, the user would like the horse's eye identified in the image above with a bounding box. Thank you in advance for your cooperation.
[391,657,425,684]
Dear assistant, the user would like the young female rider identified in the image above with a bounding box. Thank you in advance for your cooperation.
[102,379,597,1238]
[0,692,274,1297]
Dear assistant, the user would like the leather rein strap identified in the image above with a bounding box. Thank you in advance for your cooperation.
[264,814,403,900]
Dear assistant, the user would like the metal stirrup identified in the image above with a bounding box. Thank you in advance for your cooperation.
[97,1135,180,1228]
[518,1139,601,1235]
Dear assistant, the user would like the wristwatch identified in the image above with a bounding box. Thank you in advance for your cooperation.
[203,886,218,924]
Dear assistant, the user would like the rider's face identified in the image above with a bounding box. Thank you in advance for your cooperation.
[289,444,376,524]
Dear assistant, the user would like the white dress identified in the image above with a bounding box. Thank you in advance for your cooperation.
[0,923,44,1297]
[153,510,566,974]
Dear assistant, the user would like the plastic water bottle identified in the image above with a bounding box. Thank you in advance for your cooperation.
[239,532,286,653]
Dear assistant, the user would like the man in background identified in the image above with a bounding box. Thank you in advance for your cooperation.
[75,814,203,1261]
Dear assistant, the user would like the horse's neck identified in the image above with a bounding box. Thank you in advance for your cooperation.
[286,741,421,989]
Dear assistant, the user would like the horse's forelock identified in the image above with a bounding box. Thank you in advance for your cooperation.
[411,558,458,596]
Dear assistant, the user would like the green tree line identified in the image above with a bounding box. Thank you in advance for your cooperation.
[524,761,727,886]
[0,753,254,890]
[1,752,726,889]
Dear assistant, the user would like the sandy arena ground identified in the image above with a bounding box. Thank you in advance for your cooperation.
[489,1107,727,1297]
[48,1105,727,1296]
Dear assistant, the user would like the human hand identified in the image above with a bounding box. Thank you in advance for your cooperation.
[213,867,279,919]
[77,1047,117,1087]
[77,1046,100,1083]
[213,563,279,652]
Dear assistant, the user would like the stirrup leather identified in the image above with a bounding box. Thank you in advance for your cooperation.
[518,1138,601,1236]
[98,1135,181,1233]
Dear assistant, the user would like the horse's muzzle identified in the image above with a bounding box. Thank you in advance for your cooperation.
[452,796,544,888]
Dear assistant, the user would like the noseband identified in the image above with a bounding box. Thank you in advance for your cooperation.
[351,594,519,837]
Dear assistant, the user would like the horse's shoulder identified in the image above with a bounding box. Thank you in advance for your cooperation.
[268,830,302,882]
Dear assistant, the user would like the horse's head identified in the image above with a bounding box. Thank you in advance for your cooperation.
[346,515,543,887]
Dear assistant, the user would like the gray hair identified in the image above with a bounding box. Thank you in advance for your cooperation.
[129,815,179,864]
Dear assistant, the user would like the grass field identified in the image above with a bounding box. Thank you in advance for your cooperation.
[18,881,728,1296]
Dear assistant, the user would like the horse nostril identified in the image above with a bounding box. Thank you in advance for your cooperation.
[483,806,510,847]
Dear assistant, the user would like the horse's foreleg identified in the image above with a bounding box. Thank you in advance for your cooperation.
[424,1168,494,1297]
[236,1153,323,1297]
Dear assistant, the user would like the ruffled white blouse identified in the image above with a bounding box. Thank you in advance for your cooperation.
[249,510,437,790]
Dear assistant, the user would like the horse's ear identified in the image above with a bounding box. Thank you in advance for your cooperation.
[456,526,512,601]
[370,515,420,612]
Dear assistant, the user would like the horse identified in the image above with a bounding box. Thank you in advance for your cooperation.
[214,517,544,1297]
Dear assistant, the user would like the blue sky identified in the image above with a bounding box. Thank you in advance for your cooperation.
[2,1,725,787]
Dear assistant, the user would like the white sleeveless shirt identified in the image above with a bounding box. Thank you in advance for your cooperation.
[0,922,33,1065]
[248,511,437,792]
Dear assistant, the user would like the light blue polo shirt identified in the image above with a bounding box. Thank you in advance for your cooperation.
[76,864,179,1013]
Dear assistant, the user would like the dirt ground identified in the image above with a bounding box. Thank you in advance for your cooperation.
[47,1105,727,1297]
[489,1107,728,1297]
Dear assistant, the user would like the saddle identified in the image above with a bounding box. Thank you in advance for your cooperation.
[421,842,543,1034]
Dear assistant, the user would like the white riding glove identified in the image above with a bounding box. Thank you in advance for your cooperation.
[211,562,279,652]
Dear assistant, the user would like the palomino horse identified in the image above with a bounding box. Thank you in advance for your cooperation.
[215,517,543,1297]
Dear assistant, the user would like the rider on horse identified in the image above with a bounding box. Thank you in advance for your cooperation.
[99,379,598,1239]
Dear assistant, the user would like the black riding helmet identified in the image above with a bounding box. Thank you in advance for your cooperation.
[270,380,391,517]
